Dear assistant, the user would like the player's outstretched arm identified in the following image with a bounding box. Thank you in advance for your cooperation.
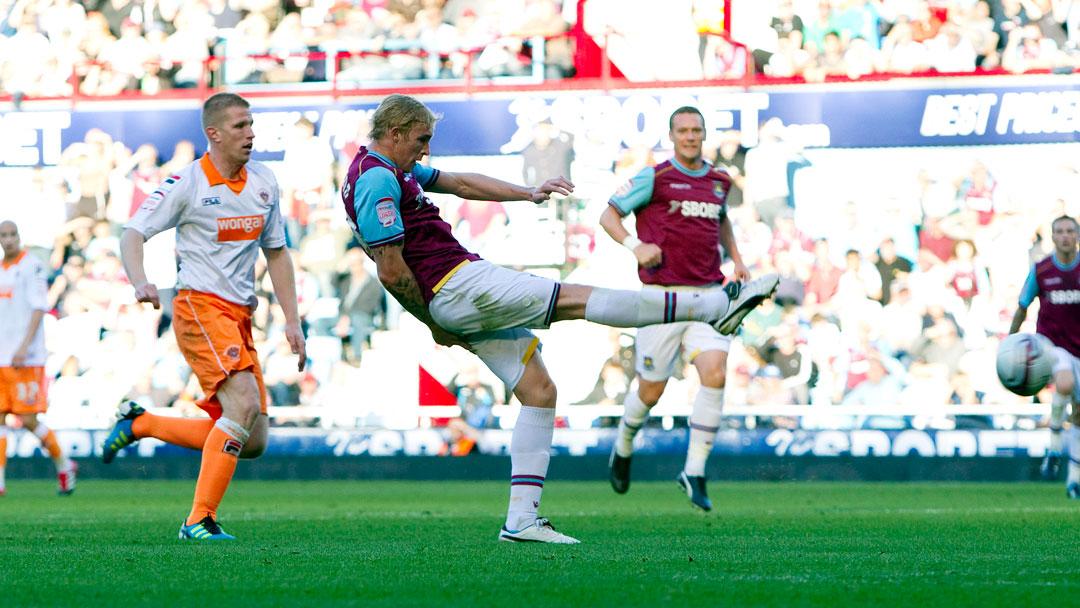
[369,243,470,349]
[263,246,307,371]
[119,228,160,309]
[431,172,573,204]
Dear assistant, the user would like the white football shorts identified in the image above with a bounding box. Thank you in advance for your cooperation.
[634,285,732,382]
[1051,346,1080,403]
[429,260,560,389]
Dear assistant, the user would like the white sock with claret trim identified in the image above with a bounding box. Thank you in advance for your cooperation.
[616,391,650,458]
[1050,392,1068,454]
[684,387,724,477]
[505,406,555,531]
[584,288,730,327]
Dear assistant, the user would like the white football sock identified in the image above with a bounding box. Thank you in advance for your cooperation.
[584,288,729,327]
[684,386,724,477]
[1050,393,1068,454]
[506,406,555,531]
[616,391,651,458]
[1068,427,1080,486]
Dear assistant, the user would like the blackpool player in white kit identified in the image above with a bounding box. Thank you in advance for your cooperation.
[0,221,77,496]
[602,106,756,511]
[1011,215,1080,496]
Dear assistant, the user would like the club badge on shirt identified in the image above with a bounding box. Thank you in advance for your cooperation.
[376,199,398,228]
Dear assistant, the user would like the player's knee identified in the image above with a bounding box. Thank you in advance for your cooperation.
[18,414,38,431]
[517,375,557,407]
[698,368,726,388]
[240,435,266,459]
[638,384,664,406]
[533,378,557,407]
[1056,371,1075,395]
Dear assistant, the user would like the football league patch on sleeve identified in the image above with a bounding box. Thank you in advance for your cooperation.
[375,198,398,228]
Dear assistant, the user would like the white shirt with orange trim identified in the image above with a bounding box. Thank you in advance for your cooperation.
[0,251,49,367]
[125,155,287,308]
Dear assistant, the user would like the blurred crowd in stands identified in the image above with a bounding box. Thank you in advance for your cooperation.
[0,0,575,98]
[4,0,1080,100]
[741,0,1080,81]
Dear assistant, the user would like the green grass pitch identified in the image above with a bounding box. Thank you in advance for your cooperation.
[1,479,1076,607]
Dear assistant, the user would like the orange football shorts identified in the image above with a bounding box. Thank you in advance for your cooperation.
[0,366,48,415]
[172,289,267,420]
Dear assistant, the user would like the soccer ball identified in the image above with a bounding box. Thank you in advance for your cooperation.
[996,333,1054,396]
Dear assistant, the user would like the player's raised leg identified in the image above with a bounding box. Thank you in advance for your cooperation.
[552,280,778,336]
[103,401,215,463]
[498,351,579,544]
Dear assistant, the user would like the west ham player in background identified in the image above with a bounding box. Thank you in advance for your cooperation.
[105,93,306,539]
[0,221,77,496]
[342,94,778,544]
[1010,215,1080,495]
[601,107,753,511]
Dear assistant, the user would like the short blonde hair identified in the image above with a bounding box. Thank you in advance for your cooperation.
[370,94,438,141]
[202,93,249,130]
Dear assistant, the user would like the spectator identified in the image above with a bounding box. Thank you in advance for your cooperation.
[926,21,978,72]
[281,116,336,244]
[333,248,386,364]
[804,30,849,80]
[803,0,838,54]
[1002,22,1061,72]
[444,364,500,455]
[910,0,944,42]
[879,282,923,359]
[766,323,815,404]
[955,161,1002,227]
[911,313,966,376]
[880,16,931,73]
[765,29,813,77]
[702,33,749,79]
[843,351,906,406]
[770,0,805,49]
[299,210,349,295]
[873,237,913,306]
[520,120,574,187]
[711,130,748,208]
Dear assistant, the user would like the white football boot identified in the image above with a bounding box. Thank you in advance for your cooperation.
[499,517,580,544]
[714,274,780,335]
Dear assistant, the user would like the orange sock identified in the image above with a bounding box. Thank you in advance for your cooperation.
[0,428,7,469]
[37,427,62,460]
[186,418,248,525]
[133,413,215,450]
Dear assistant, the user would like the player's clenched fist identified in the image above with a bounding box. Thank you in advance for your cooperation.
[633,242,663,268]
[133,282,161,309]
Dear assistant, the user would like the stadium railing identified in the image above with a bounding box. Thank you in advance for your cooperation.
[8,31,1070,106]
